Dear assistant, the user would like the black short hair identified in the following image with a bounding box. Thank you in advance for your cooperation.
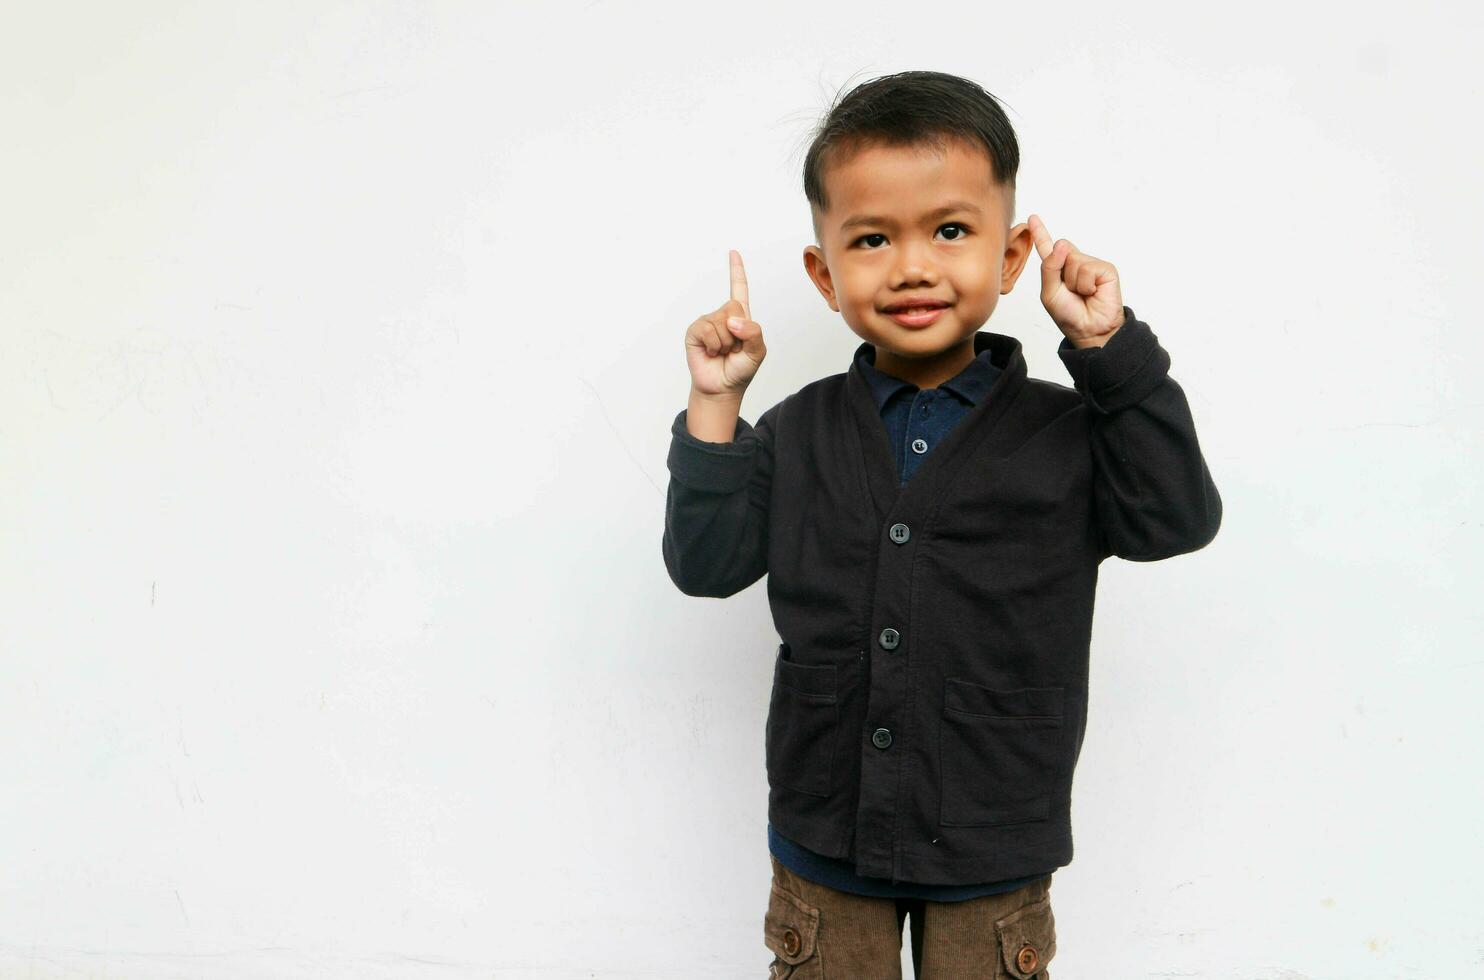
[801,70,1020,242]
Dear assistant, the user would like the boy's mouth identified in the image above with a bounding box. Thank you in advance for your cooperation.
[882,302,950,327]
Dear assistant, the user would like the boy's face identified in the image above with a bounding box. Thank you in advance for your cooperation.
[803,138,1035,367]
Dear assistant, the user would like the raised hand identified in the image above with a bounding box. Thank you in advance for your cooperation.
[1028,214,1126,348]
[685,250,768,397]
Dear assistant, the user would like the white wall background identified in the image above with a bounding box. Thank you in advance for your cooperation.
[2,2,1479,978]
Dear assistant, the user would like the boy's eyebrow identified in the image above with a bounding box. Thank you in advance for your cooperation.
[839,200,983,232]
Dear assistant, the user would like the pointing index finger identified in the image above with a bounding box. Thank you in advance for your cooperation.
[1028,214,1053,259]
[729,249,751,319]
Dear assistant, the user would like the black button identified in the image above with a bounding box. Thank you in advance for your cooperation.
[911,438,928,454]
[878,627,899,650]
[889,522,910,544]
[872,728,892,749]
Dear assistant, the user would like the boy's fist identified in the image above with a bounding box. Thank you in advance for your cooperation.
[685,250,767,397]
[1028,213,1126,348]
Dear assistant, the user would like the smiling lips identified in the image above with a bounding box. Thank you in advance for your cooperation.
[883,302,950,327]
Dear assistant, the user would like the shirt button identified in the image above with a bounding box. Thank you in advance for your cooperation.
[781,928,801,957]
[872,728,892,749]
[1016,944,1039,973]
[889,522,910,544]
[878,627,899,650]
[911,437,928,454]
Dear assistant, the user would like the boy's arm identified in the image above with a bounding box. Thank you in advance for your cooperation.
[661,397,781,597]
[1057,306,1223,562]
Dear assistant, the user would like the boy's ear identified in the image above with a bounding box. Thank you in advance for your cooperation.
[803,245,840,312]
[1000,221,1036,295]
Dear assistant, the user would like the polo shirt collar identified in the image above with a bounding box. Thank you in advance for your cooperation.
[854,339,1003,411]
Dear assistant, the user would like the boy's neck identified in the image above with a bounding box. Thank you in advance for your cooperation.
[872,336,977,391]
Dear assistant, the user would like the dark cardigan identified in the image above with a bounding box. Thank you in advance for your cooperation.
[664,307,1222,886]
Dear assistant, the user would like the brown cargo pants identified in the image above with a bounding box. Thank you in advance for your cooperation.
[764,854,1056,979]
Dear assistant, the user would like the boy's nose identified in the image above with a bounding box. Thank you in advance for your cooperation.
[892,245,939,283]
[893,266,938,287]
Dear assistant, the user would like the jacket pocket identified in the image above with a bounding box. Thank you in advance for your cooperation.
[939,677,1065,827]
[765,642,839,798]
[995,892,1057,979]
[763,880,822,978]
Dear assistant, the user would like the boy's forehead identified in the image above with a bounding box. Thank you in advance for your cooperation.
[821,140,1001,222]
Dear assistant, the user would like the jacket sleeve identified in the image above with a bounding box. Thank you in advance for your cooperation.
[661,397,782,597]
[1057,306,1223,562]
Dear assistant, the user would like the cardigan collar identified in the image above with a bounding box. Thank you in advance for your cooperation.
[845,330,1028,524]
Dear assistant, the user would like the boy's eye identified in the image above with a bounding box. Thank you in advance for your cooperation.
[853,223,970,249]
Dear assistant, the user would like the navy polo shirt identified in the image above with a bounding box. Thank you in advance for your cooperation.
[766,337,1055,900]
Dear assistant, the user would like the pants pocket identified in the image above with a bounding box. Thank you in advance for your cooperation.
[994,891,1057,979]
[765,642,839,798]
[763,878,822,978]
[939,677,1065,826]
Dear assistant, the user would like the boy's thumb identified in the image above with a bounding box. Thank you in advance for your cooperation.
[726,316,765,351]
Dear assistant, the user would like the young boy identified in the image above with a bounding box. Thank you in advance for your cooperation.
[662,70,1221,978]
